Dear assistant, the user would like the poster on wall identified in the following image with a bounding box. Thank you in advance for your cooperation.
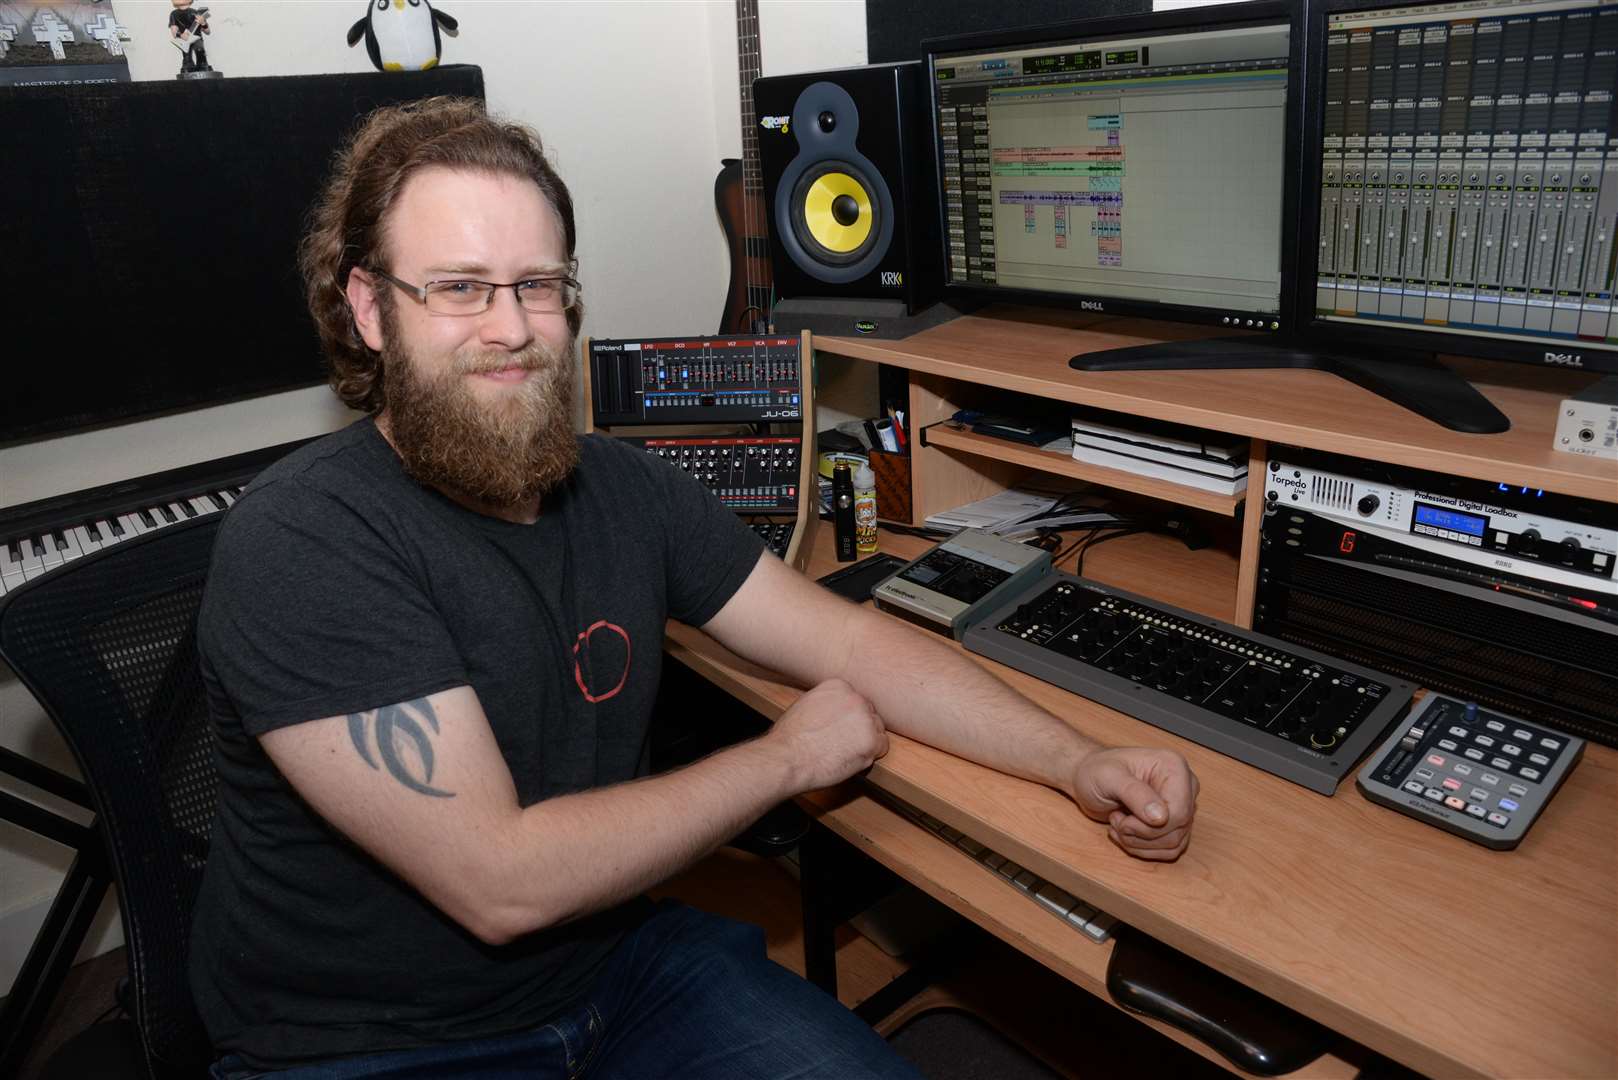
[0,0,131,86]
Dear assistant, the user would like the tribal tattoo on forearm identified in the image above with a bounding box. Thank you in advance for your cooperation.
[347,698,455,798]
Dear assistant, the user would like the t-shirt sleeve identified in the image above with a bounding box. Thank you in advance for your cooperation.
[199,480,467,735]
[605,441,765,627]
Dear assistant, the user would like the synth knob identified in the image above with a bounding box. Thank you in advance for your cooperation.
[1356,494,1380,516]
[1309,731,1339,750]
[1463,701,1478,723]
[1560,537,1581,559]
[1521,528,1541,545]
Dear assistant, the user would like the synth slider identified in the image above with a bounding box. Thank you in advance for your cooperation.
[620,435,801,513]
[962,576,1416,795]
[589,336,803,426]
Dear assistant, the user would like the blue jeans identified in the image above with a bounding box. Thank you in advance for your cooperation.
[211,901,924,1079]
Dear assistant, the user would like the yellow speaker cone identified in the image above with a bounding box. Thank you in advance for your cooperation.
[802,172,873,254]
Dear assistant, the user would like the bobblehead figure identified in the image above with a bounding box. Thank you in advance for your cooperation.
[169,0,216,77]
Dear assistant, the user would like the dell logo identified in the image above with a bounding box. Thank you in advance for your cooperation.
[1080,300,1105,312]
[1544,351,1584,367]
[880,271,903,287]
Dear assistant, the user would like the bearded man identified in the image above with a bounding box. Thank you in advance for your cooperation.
[190,97,1198,1080]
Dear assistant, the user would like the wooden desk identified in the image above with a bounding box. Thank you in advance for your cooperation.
[669,305,1616,1076]
[668,523,1618,1079]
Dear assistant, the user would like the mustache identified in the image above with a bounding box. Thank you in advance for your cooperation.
[452,340,569,376]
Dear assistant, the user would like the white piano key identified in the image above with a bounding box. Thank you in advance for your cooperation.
[0,543,19,578]
[124,512,151,536]
[218,490,236,506]
[58,530,83,562]
[73,525,103,555]
[167,501,192,523]
[37,534,63,572]
[109,514,137,542]
[189,496,219,517]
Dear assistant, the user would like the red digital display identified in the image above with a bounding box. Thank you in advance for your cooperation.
[1339,531,1357,553]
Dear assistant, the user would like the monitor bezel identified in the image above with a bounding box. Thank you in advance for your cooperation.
[1293,0,1618,375]
[922,0,1306,333]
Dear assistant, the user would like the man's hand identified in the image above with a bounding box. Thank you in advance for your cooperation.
[1069,747,1198,861]
[763,677,889,793]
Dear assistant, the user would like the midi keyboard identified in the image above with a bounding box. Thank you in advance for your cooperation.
[961,575,1416,795]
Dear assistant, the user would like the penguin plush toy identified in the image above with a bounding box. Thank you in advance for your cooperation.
[348,0,458,72]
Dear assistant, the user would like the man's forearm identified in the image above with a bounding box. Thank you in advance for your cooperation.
[476,737,796,942]
[833,606,1100,796]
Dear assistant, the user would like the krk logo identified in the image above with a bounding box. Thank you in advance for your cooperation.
[880,271,903,287]
[760,114,790,134]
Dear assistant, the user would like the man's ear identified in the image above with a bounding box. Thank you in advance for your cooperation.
[345,267,387,352]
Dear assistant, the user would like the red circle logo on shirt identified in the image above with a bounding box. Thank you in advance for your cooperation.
[573,620,631,703]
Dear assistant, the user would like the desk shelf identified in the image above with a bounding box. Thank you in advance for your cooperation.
[924,424,1245,517]
[821,305,1617,502]
[807,790,1359,1079]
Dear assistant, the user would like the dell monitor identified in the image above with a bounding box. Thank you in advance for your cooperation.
[925,2,1302,333]
[1294,0,1618,430]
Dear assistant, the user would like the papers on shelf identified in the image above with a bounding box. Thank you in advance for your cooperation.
[924,487,1064,533]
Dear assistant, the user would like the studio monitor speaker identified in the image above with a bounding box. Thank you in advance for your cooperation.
[755,62,942,317]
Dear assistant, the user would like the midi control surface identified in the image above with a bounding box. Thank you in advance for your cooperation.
[962,576,1416,794]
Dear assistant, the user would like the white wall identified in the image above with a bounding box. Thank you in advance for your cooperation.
[0,0,867,997]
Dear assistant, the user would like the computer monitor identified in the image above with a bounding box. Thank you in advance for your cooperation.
[0,67,484,445]
[925,2,1302,332]
[1296,0,1618,421]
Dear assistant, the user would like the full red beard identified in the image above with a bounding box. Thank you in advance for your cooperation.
[380,314,580,510]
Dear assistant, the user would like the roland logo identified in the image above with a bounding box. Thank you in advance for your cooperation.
[855,319,878,334]
[760,114,790,134]
[880,270,903,287]
[1079,299,1105,312]
[1544,350,1584,367]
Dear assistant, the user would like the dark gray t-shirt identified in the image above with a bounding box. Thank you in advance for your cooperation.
[189,419,763,1070]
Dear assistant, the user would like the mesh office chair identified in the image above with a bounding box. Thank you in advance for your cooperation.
[0,516,223,1079]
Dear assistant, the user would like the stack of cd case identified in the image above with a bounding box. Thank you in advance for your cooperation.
[1070,411,1249,495]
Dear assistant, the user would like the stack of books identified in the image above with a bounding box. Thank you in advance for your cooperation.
[1070,412,1249,495]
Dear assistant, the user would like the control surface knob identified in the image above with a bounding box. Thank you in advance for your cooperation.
[1356,494,1380,516]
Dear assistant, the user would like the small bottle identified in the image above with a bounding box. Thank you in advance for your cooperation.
[832,462,856,562]
[853,462,878,555]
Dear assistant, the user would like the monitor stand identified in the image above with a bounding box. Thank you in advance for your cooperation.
[1069,336,1511,434]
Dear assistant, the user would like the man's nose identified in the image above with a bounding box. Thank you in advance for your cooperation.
[478,285,535,350]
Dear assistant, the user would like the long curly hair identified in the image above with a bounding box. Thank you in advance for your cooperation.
[299,96,582,415]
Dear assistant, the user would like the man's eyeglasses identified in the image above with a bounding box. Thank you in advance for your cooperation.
[368,266,581,316]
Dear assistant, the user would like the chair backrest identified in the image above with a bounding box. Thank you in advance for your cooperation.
[0,516,224,1077]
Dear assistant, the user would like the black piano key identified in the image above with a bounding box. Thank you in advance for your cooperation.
[109,519,126,537]
[157,506,176,524]
[31,538,46,558]
[178,501,197,519]
[202,493,224,511]
[52,531,68,550]
[86,522,103,542]
[138,509,157,529]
